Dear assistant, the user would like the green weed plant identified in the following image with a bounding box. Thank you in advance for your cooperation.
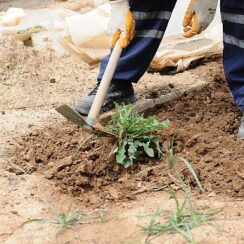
[108,103,169,168]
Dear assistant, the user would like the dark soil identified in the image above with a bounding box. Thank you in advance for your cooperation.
[11,72,244,206]
[157,74,244,198]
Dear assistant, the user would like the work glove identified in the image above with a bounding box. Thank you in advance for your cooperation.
[183,0,218,38]
[108,0,135,48]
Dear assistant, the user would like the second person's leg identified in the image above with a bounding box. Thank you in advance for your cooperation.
[221,0,244,138]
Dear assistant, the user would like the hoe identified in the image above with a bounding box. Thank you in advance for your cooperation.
[55,42,122,136]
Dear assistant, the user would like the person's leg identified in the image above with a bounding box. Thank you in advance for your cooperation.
[98,0,177,83]
[239,114,244,139]
[74,0,177,115]
[221,0,244,138]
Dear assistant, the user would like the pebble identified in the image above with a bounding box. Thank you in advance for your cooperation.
[31,130,39,136]
[11,210,18,215]
[50,78,56,83]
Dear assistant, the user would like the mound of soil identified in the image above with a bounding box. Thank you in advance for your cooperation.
[0,36,93,110]
[11,74,244,206]
[12,124,167,205]
[157,75,244,197]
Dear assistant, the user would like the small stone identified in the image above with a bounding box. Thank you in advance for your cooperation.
[118,175,129,183]
[75,176,89,186]
[48,162,55,167]
[28,124,34,128]
[55,156,73,171]
[31,130,39,136]
[44,169,54,179]
[108,187,119,199]
[207,192,216,197]
[50,78,56,83]
[233,177,244,192]
[237,171,244,180]
[89,195,101,204]
[137,182,142,188]
[77,163,86,173]
[186,134,201,147]
[237,189,244,197]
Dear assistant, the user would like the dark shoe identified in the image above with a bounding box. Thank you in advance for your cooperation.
[237,111,244,140]
[74,81,136,115]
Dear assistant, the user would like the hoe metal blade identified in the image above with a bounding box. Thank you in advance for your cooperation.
[56,104,88,127]
[55,104,116,137]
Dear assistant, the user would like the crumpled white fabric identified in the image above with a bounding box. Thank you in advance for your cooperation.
[0,1,223,72]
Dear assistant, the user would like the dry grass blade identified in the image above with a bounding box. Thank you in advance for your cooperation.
[179,157,204,193]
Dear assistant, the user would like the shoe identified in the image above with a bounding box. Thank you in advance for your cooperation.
[237,111,244,140]
[74,80,136,115]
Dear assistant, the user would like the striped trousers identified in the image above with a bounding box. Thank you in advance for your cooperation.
[97,0,177,83]
[221,1,244,111]
[98,0,244,111]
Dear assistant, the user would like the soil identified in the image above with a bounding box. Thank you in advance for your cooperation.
[1,49,244,244]
[0,36,93,110]
[158,75,244,197]
[10,71,244,207]
[1,1,244,243]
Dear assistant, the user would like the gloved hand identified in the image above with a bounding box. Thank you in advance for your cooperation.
[183,0,218,38]
[108,0,135,48]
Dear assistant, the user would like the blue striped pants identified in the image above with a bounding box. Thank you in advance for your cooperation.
[98,0,244,111]
[221,1,244,110]
[97,0,177,83]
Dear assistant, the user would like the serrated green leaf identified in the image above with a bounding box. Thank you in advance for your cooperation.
[116,143,126,164]
[142,143,155,157]
[128,141,137,155]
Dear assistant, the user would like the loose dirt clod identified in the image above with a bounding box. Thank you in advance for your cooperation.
[11,75,244,206]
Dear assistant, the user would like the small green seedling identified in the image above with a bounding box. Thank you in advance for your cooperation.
[108,103,169,168]
[23,201,109,236]
[140,145,223,244]
[23,202,85,236]
[142,190,222,244]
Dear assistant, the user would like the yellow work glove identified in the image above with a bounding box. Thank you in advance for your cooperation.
[109,0,135,48]
[183,0,218,38]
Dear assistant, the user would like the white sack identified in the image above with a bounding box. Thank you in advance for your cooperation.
[62,1,223,72]
[0,1,223,72]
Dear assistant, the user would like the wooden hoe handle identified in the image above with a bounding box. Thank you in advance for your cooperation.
[86,42,122,126]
